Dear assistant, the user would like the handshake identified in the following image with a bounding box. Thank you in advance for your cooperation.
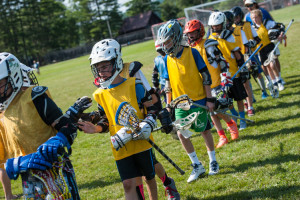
[5,96,92,180]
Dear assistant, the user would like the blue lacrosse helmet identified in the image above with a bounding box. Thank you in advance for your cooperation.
[157,19,183,56]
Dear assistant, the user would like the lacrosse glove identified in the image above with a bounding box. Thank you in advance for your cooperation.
[5,153,52,180]
[158,108,173,134]
[215,97,233,110]
[134,114,157,140]
[66,96,92,124]
[37,124,75,162]
[245,39,257,48]
[239,67,250,83]
[111,127,133,151]
[220,72,233,93]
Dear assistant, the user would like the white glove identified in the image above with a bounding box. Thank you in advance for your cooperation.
[111,127,133,150]
[134,115,157,140]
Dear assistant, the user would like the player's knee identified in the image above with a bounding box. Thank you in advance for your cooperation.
[122,179,135,193]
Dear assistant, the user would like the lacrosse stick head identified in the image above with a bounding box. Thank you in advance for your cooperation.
[30,156,72,200]
[174,112,199,138]
[115,102,140,131]
[170,94,192,110]
[263,51,276,66]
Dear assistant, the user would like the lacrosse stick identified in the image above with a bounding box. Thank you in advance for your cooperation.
[115,102,185,175]
[171,95,255,123]
[232,44,263,80]
[154,112,199,138]
[30,155,72,200]
[264,19,294,66]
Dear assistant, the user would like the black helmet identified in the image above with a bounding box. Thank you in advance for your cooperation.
[231,6,245,21]
[223,11,234,29]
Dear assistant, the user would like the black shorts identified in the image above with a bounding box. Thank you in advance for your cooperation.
[228,77,248,101]
[259,43,275,65]
[116,149,156,181]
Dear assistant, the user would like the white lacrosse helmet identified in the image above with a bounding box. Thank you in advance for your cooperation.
[89,39,123,89]
[208,12,227,33]
[20,63,38,87]
[0,52,23,111]
[244,0,256,4]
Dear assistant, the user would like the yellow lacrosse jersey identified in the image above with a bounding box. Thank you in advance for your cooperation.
[232,27,246,54]
[167,47,206,101]
[0,87,57,166]
[194,39,221,88]
[120,63,130,79]
[255,24,271,50]
[209,33,239,77]
[93,77,153,161]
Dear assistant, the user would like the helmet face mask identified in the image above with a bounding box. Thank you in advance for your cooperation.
[0,52,23,111]
[90,39,123,89]
[157,20,183,57]
[223,11,234,30]
[231,6,244,25]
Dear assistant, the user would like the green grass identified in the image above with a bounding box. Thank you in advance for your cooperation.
[2,5,300,200]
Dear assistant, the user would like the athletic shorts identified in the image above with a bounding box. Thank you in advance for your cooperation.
[175,107,212,133]
[259,43,275,66]
[151,148,159,165]
[228,77,248,101]
[116,149,155,181]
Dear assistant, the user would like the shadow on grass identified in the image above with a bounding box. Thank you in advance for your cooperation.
[241,125,300,141]
[221,153,299,174]
[255,98,300,113]
[197,185,300,200]
[78,177,121,190]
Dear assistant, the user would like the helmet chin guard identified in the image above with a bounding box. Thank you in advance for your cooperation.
[0,52,23,111]
[89,39,123,89]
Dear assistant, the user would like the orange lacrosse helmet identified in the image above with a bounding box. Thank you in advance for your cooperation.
[184,19,205,46]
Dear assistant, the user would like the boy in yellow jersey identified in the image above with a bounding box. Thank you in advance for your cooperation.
[224,10,256,116]
[157,19,219,183]
[250,9,281,98]
[207,11,248,130]
[78,39,161,200]
[184,19,239,148]
[0,53,91,199]
[231,6,269,100]
[79,39,179,199]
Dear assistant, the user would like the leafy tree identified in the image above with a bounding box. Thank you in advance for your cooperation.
[125,0,160,17]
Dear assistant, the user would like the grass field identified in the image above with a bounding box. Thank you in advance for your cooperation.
[2,5,300,200]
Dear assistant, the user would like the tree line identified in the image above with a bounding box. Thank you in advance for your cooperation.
[0,0,214,65]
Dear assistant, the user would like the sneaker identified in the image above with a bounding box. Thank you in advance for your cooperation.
[278,83,284,91]
[187,163,206,183]
[164,178,180,200]
[239,121,247,130]
[227,121,239,140]
[281,78,286,85]
[261,91,268,99]
[216,135,228,148]
[248,109,255,117]
[208,161,219,175]
[272,88,279,98]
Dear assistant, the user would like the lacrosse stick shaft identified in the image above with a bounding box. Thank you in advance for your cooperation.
[191,102,255,123]
[147,139,185,175]
[232,44,263,80]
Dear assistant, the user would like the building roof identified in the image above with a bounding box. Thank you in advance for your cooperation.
[119,11,162,34]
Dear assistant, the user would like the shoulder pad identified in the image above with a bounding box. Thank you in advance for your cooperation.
[129,61,143,77]
[220,30,233,40]
[204,39,219,48]
[31,86,48,100]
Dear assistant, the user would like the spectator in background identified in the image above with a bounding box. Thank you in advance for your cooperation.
[33,60,40,75]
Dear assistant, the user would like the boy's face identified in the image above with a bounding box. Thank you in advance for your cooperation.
[234,15,241,25]
[94,61,113,81]
[212,24,223,33]
[251,13,262,25]
[186,30,200,43]
[245,3,255,11]
[163,37,174,53]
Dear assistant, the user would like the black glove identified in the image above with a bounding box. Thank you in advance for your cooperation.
[215,97,233,110]
[158,108,173,134]
[66,96,92,123]
[239,68,250,83]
